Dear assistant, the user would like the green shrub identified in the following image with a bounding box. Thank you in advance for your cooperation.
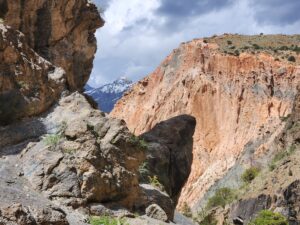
[227,40,233,45]
[43,134,61,147]
[182,202,192,218]
[241,167,260,184]
[234,50,240,56]
[196,210,217,225]
[253,44,261,50]
[278,46,289,51]
[129,135,148,150]
[249,210,288,225]
[269,145,297,171]
[287,55,296,62]
[206,187,236,209]
[89,216,128,225]
[149,175,164,190]
[43,122,66,147]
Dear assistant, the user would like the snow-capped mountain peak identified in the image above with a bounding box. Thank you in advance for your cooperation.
[85,77,133,112]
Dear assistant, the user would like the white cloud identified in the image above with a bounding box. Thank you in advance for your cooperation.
[89,0,300,87]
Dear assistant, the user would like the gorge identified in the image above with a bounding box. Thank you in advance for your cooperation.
[0,0,300,225]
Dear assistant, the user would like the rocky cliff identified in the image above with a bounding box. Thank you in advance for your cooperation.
[0,0,103,91]
[111,34,300,210]
[0,1,196,224]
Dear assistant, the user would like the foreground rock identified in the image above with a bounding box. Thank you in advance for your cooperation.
[1,0,104,90]
[20,93,145,210]
[0,92,196,224]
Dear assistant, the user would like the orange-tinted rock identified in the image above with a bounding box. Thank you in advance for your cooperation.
[111,38,300,209]
[1,0,104,90]
[0,25,65,125]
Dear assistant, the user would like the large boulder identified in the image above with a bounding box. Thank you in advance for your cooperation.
[1,0,104,90]
[140,115,196,204]
[20,93,145,209]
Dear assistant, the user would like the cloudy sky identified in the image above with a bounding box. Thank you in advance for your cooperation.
[88,0,300,87]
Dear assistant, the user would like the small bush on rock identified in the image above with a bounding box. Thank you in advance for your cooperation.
[249,210,288,225]
[149,175,164,190]
[43,134,61,147]
[129,135,148,150]
[241,167,260,184]
[287,55,296,62]
[206,187,236,209]
[89,216,128,225]
[182,202,192,218]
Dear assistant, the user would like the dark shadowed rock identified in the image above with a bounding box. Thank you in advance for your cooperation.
[141,115,196,204]
[230,194,272,224]
[283,180,300,223]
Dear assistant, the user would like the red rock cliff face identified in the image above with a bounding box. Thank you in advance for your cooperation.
[111,37,300,208]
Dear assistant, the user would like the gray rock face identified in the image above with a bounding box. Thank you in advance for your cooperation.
[145,204,168,222]
[20,93,145,209]
[141,115,196,204]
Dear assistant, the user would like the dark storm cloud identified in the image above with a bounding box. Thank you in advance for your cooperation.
[251,0,300,25]
[156,0,233,18]
[154,0,234,32]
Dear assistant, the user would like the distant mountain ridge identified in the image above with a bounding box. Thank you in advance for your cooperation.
[85,77,133,112]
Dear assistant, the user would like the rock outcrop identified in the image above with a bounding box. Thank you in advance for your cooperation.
[111,34,300,209]
[0,24,65,125]
[140,115,196,204]
[20,93,145,209]
[1,0,104,90]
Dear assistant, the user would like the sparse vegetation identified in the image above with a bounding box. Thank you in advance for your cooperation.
[198,213,217,225]
[182,202,192,218]
[89,216,128,225]
[204,34,300,64]
[252,44,261,50]
[129,135,148,150]
[206,187,236,209]
[195,208,226,225]
[269,145,297,171]
[149,175,164,190]
[249,210,288,225]
[288,55,296,62]
[43,121,67,147]
[234,50,240,56]
[241,167,260,184]
[43,133,61,147]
